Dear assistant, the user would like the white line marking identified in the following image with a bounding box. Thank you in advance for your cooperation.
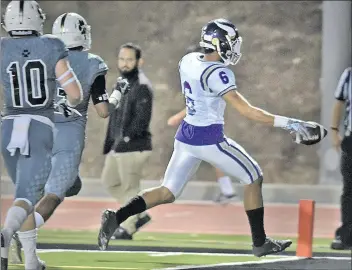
[313,256,352,260]
[36,249,352,259]
[31,249,352,270]
[9,264,139,270]
[157,256,304,270]
[36,249,292,257]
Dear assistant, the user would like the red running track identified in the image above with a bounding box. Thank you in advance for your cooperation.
[0,198,339,238]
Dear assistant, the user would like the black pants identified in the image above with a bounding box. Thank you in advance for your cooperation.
[336,135,352,245]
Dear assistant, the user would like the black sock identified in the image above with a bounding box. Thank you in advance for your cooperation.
[245,207,266,247]
[116,196,147,224]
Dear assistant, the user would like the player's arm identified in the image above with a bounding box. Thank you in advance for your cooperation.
[223,90,275,125]
[209,68,318,141]
[223,88,326,143]
[167,108,186,126]
[55,59,83,107]
[91,75,117,118]
[207,68,275,125]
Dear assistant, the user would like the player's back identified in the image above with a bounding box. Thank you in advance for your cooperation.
[0,34,67,120]
[179,52,237,127]
[54,51,108,127]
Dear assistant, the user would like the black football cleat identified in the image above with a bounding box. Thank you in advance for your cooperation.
[98,209,119,251]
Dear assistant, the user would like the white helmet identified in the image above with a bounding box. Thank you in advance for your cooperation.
[2,0,45,36]
[52,13,91,51]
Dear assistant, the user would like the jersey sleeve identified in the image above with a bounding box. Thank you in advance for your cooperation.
[206,67,237,96]
[90,74,109,105]
[334,67,351,101]
[51,36,69,63]
[89,55,108,86]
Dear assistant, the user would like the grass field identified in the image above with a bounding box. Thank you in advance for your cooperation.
[10,251,285,270]
[7,230,351,270]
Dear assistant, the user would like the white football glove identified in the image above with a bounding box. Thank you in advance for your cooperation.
[54,98,82,118]
[274,116,316,141]
[108,77,130,109]
[115,77,130,95]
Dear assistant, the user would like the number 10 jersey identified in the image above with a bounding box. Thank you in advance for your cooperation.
[0,34,68,120]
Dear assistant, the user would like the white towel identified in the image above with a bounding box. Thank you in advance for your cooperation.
[6,116,31,156]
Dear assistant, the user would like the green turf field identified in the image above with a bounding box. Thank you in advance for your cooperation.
[9,252,284,270]
[7,230,350,270]
[36,229,346,253]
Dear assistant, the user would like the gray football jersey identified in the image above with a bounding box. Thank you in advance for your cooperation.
[0,34,68,120]
[54,51,108,127]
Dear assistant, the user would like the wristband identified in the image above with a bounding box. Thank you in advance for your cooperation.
[273,115,289,128]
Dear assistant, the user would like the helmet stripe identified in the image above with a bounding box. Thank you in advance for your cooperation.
[214,21,236,37]
[60,13,68,33]
[19,0,24,20]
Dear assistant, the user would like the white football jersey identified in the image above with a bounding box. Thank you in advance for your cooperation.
[179,52,237,126]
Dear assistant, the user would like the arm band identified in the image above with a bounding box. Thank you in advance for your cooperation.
[57,68,74,82]
[273,115,289,128]
[61,76,77,87]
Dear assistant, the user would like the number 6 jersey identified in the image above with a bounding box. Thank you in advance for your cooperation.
[0,34,68,120]
[178,52,237,127]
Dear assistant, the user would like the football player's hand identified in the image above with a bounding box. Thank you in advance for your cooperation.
[286,119,327,145]
[55,98,82,118]
[167,114,183,127]
[115,77,130,95]
[331,130,342,151]
[286,119,317,140]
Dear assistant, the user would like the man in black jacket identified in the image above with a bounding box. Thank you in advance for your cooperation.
[101,43,153,240]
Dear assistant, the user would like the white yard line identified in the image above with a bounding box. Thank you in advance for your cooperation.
[157,256,305,270]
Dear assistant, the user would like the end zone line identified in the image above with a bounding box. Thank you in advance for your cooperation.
[158,256,304,270]
[9,264,139,270]
[36,249,352,260]
[36,248,293,257]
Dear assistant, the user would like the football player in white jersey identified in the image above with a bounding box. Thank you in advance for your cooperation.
[98,18,324,257]
[167,44,237,204]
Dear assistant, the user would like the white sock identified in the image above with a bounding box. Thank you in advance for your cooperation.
[18,229,39,269]
[3,206,28,244]
[35,212,45,228]
[217,176,235,196]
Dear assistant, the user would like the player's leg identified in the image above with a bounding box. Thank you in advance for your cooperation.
[1,119,53,269]
[213,167,237,204]
[36,123,84,222]
[113,151,152,240]
[2,121,23,265]
[1,119,22,267]
[17,123,83,268]
[208,138,292,257]
[100,153,126,239]
[98,140,202,250]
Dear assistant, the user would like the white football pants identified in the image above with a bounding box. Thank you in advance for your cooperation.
[162,138,263,198]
